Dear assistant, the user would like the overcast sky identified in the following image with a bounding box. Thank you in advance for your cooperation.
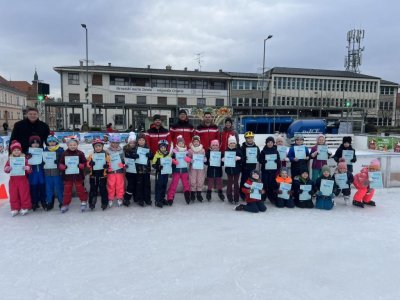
[1,0,399,98]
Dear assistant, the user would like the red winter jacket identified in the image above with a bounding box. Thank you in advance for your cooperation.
[170,119,194,147]
[195,123,220,149]
[145,124,171,155]
[220,128,239,153]
[353,167,370,190]
[241,178,263,203]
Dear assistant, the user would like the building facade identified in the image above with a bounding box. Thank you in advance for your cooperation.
[0,76,27,130]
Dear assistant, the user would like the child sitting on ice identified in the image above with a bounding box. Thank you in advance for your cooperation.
[236,170,266,213]
[314,165,337,210]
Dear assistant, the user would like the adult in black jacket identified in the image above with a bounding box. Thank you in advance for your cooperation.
[10,107,50,153]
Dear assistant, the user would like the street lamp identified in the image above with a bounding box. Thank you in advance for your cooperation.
[261,35,273,115]
[81,24,89,124]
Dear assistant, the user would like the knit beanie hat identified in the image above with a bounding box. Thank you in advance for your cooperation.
[176,135,185,145]
[192,135,200,142]
[137,133,146,141]
[128,132,136,142]
[280,167,289,174]
[337,161,347,171]
[275,135,285,144]
[10,140,22,152]
[46,134,59,144]
[343,136,352,144]
[228,135,237,145]
[322,165,331,174]
[29,135,41,145]
[178,109,187,115]
[210,139,220,148]
[294,134,304,141]
[265,136,275,144]
[109,135,121,143]
[153,114,161,121]
[251,170,260,177]
[369,159,380,170]
[316,134,325,142]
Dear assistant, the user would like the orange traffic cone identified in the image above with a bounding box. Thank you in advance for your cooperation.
[0,183,8,200]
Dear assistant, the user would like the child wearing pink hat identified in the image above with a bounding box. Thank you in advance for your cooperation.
[333,158,354,205]
[352,159,379,207]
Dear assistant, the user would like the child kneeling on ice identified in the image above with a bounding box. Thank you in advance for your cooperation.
[314,165,337,210]
[352,159,379,208]
[236,170,266,213]
[274,167,294,208]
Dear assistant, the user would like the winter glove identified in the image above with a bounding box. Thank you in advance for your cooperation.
[316,191,322,196]
[236,156,241,161]
[103,163,109,169]
[25,153,32,160]
[274,159,278,163]
[131,153,139,159]
[172,159,178,165]
[54,160,58,165]
[4,166,12,173]
[24,166,31,171]
[221,157,225,162]
[118,162,124,168]
[366,188,371,193]
[89,160,95,167]
[78,163,85,170]
[308,191,313,195]
[59,164,67,171]
[184,156,191,163]
[351,158,356,163]
[159,165,163,171]
[145,152,151,157]
[278,190,283,194]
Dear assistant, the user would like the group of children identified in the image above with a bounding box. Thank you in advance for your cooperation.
[4,131,379,216]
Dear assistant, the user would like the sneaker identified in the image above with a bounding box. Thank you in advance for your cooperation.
[235,204,244,211]
[20,209,29,216]
[80,201,87,212]
[364,200,376,206]
[352,200,364,208]
[108,200,113,208]
[344,196,350,205]
[61,205,69,213]
[11,210,19,217]
[117,199,123,207]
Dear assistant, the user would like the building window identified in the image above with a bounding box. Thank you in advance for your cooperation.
[68,93,80,103]
[92,114,104,126]
[178,97,187,106]
[210,81,226,90]
[158,97,167,105]
[92,74,103,86]
[216,98,224,106]
[68,73,79,85]
[92,94,103,104]
[137,96,146,105]
[197,98,206,107]
[110,76,129,86]
[114,114,124,126]
[69,113,81,125]
[115,95,125,104]
[152,79,170,88]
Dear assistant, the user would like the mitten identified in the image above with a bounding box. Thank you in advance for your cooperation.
[351,158,356,163]
[274,159,278,163]
[278,190,283,194]
[236,156,241,161]
[78,163,85,170]
[25,153,32,160]
[59,164,67,171]
[172,159,178,165]
[54,160,58,165]
[145,152,151,157]
[103,163,109,169]
[4,166,11,173]
[159,165,163,170]
[24,166,31,171]
[132,153,139,159]
[118,162,124,168]
[184,156,191,163]
[316,191,322,196]
[89,160,95,167]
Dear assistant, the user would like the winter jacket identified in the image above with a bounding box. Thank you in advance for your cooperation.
[87,150,110,177]
[241,178,263,203]
[106,146,125,174]
[259,145,281,172]
[131,145,153,174]
[152,150,172,173]
[352,168,369,190]
[309,144,331,169]
[4,155,32,177]
[292,176,314,199]
[224,146,242,175]
[240,142,260,171]
[187,144,206,170]
[220,128,239,153]
[59,149,87,182]
[10,118,50,153]
[195,123,220,149]
[333,144,357,172]
[170,119,194,147]
[287,145,310,177]
[314,175,337,195]
[145,124,171,155]
[275,175,293,194]
[43,145,64,177]
[171,146,189,174]
[205,149,223,178]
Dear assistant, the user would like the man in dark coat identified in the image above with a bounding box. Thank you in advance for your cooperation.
[9,107,50,153]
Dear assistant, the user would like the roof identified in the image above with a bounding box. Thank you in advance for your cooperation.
[0,81,27,95]
[380,79,399,86]
[8,81,34,94]
[267,67,381,80]
[225,72,259,79]
[53,65,231,79]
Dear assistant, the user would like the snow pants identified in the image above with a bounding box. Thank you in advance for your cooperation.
[226,174,240,201]
[107,173,125,201]
[125,173,137,202]
[262,170,278,203]
[189,169,205,192]
[136,173,151,205]
[45,175,64,205]
[89,176,108,208]
[9,176,32,211]
[167,172,190,200]
[353,188,375,203]
[243,201,267,213]
[315,195,334,210]
[155,174,169,203]
[30,184,46,208]
[207,177,223,191]
[63,180,88,206]
[275,196,295,208]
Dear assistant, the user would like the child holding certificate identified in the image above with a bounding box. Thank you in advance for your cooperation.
[287,134,310,178]
[152,140,172,208]
[240,131,260,200]
[333,136,357,173]
[43,134,64,210]
[223,135,242,204]
[87,139,110,210]
[187,135,206,202]
[258,136,280,203]
[292,170,314,208]
[236,170,266,213]
[309,134,332,182]
[27,135,46,211]
[314,165,336,210]
[352,159,379,208]
[59,138,88,213]
[275,136,289,168]
[4,141,32,217]
[333,159,354,205]
[167,135,191,205]
[106,135,126,208]
[122,132,137,207]
[205,139,224,201]
[274,167,294,208]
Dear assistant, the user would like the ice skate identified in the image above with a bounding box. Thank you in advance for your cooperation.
[206,190,212,201]
[20,209,29,216]
[117,199,123,207]
[363,200,376,206]
[60,205,69,213]
[11,210,19,217]
[196,192,203,202]
[352,200,364,208]
[108,200,113,208]
[184,191,191,204]
[343,196,350,205]
[235,204,244,211]
[190,192,196,202]
[80,201,87,212]
[218,190,225,201]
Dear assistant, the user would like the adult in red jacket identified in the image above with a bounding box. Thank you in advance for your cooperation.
[145,114,171,155]
[170,109,194,147]
[195,112,220,149]
[220,117,239,153]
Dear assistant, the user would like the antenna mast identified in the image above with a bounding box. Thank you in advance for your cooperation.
[344,29,365,73]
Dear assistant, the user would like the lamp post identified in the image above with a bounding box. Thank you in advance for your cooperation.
[261,35,273,117]
[81,24,89,125]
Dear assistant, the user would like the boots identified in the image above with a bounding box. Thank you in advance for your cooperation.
[123,192,132,207]
[352,200,364,208]
[196,191,203,202]
[206,190,212,201]
[218,190,225,201]
[184,191,191,204]
[190,191,196,202]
